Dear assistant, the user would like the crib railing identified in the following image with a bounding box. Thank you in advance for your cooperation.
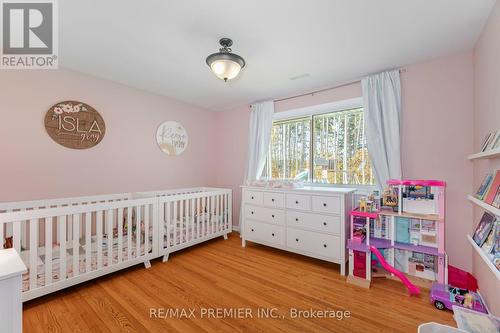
[0,192,133,251]
[158,188,232,258]
[0,196,157,301]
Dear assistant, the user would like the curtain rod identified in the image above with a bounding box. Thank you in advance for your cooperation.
[251,68,406,106]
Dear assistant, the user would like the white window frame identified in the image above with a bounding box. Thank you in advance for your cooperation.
[270,97,377,192]
[273,97,363,120]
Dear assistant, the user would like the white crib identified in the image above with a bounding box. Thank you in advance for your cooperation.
[0,187,232,302]
[148,188,232,262]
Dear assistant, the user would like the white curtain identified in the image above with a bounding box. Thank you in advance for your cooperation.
[243,100,275,181]
[362,70,402,190]
[239,100,274,230]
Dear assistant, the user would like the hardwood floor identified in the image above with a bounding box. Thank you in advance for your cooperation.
[23,233,455,332]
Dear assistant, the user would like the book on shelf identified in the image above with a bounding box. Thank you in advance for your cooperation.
[484,170,500,205]
[475,173,494,200]
[493,187,500,209]
[480,132,493,152]
[480,220,498,255]
[486,130,500,151]
[472,212,496,247]
[480,129,500,152]
[493,229,500,269]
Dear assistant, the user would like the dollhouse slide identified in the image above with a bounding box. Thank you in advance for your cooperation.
[369,246,421,296]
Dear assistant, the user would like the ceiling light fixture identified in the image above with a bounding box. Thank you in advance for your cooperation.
[206,38,245,82]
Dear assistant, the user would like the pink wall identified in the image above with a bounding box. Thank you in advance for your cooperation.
[0,69,218,202]
[216,53,475,272]
[472,1,500,315]
[215,106,250,227]
[401,53,474,272]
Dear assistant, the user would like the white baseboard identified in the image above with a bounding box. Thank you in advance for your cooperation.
[232,225,240,233]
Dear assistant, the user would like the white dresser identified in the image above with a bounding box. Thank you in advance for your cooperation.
[241,186,354,275]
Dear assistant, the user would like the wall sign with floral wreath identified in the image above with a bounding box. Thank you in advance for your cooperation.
[44,101,106,149]
[156,121,188,156]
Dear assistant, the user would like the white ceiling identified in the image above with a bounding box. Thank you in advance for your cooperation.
[60,0,495,111]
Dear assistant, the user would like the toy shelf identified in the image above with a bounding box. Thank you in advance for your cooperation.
[467,235,500,281]
[379,209,442,221]
[387,179,446,187]
[350,210,380,219]
[347,238,391,252]
[348,239,441,256]
[467,147,500,160]
[393,242,441,257]
[467,195,500,216]
[347,179,447,290]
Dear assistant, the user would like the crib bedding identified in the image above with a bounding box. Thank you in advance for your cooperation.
[163,214,226,247]
[21,216,226,291]
[21,236,146,292]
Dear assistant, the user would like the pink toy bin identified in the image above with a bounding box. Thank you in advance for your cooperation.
[448,265,478,292]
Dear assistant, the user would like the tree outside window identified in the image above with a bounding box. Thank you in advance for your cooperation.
[264,108,375,186]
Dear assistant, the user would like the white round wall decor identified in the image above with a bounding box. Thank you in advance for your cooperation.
[156,121,189,156]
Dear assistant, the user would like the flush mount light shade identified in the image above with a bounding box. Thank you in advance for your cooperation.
[206,38,245,82]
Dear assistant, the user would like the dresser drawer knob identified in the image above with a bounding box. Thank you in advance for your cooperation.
[251,228,254,232]
[251,211,254,215]
[295,238,299,242]
[323,244,327,248]
[251,196,254,199]
[323,222,327,226]
[295,200,299,204]
[295,218,299,222]
[323,203,327,207]
[272,233,275,237]
[271,214,275,218]
[271,198,275,202]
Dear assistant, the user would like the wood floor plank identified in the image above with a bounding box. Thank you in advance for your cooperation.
[23,233,455,332]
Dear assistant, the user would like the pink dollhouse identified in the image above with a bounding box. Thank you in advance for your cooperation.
[347,179,447,293]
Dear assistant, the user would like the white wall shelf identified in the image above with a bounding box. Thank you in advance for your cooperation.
[467,148,500,160]
[467,235,500,281]
[467,195,500,216]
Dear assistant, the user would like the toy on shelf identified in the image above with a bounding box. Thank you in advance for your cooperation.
[386,179,446,216]
[359,197,367,212]
[430,283,488,314]
[347,179,448,293]
[358,191,381,213]
[382,187,399,211]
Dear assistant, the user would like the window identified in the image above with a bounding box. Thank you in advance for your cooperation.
[264,106,375,186]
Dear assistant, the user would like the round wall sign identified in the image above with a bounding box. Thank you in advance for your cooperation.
[44,101,106,149]
[156,121,188,156]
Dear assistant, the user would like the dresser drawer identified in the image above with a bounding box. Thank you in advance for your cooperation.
[286,228,340,259]
[245,220,285,247]
[244,205,284,225]
[311,195,341,214]
[263,192,285,208]
[286,194,311,211]
[286,211,341,234]
[244,190,263,205]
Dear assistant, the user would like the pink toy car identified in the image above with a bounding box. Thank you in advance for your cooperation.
[430,283,488,314]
